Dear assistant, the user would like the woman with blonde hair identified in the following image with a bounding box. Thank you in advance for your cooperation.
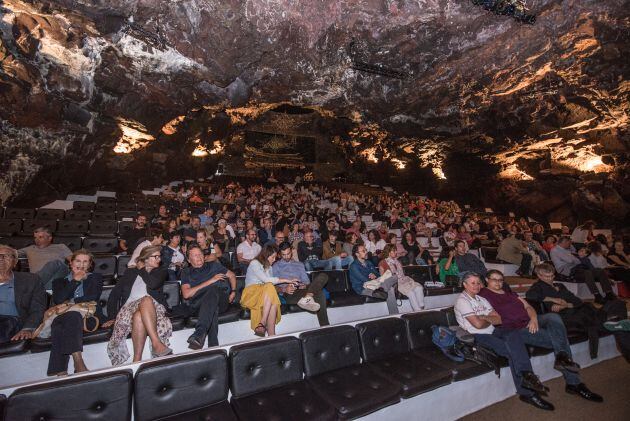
[104,245,172,365]
[240,244,298,337]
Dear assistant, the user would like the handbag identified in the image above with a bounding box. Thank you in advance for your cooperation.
[363,269,392,290]
[33,301,100,339]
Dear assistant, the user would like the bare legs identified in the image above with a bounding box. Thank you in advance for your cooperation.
[259,290,279,336]
[130,296,168,361]
[71,352,88,373]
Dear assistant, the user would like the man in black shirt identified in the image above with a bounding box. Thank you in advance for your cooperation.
[297,231,330,271]
[119,214,148,253]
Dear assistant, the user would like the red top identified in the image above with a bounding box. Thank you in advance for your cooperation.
[478,288,529,329]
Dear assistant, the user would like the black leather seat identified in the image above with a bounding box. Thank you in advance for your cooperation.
[117,210,138,221]
[301,325,401,419]
[402,311,493,381]
[163,281,185,330]
[66,209,92,220]
[481,247,501,264]
[57,219,89,235]
[0,339,29,358]
[4,207,35,219]
[84,236,118,254]
[54,236,83,251]
[118,221,135,236]
[229,336,336,421]
[35,208,65,220]
[323,270,366,308]
[73,201,95,211]
[356,318,453,398]
[92,211,116,221]
[134,350,236,421]
[2,236,33,250]
[0,219,22,236]
[89,220,118,236]
[116,202,137,212]
[93,256,117,285]
[94,202,117,212]
[4,370,133,420]
[185,304,242,328]
[116,255,130,278]
[0,393,5,421]
[22,219,56,234]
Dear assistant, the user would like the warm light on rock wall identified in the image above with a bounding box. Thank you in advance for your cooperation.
[113,119,155,154]
[192,145,209,157]
[432,167,446,180]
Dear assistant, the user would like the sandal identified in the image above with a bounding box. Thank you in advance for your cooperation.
[254,323,267,337]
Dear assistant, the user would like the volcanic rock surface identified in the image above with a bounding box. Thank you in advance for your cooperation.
[0,0,628,225]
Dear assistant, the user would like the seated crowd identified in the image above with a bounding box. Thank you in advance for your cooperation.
[0,180,628,413]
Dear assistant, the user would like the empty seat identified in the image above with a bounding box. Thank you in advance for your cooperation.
[92,211,116,221]
[116,202,137,212]
[134,350,236,421]
[117,210,138,220]
[117,255,130,277]
[2,236,32,250]
[481,247,500,263]
[22,219,56,234]
[4,207,35,219]
[356,318,452,398]
[319,270,366,308]
[163,281,185,330]
[73,201,94,210]
[0,339,30,358]
[118,221,135,236]
[4,370,132,420]
[300,325,401,419]
[57,219,89,235]
[90,220,118,236]
[0,218,22,236]
[66,209,92,220]
[229,336,336,421]
[402,311,492,381]
[95,202,117,212]
[93,256,116,284]
[54,236,82,251]
[84,236,118,254]
[403,265,433,285]
[35,208,65,220]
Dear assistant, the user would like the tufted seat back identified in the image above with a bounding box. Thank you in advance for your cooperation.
[84,236,118,254]
[92,256,116,280]
[162,282,181,308]
[98,287,114,319]
[300,325,361,377]
[229,336,304,398]
[35,208,65,220]
[5,371,132,421]
[134,350,228,421]
[57,219,89,235]
[356,318,411,362]
[402,311,449,350]
[54,236,82,251]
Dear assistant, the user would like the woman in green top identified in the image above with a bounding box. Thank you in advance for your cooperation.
[437,246,459,284]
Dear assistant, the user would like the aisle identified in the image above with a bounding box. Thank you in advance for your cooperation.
[460,357,630,421]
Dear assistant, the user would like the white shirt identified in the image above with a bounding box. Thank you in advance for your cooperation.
[364,239,386,254]
[168,246,185,270]
[454,292,495,334]
[125,275,148,305]
[571,227,589,244]
[589,254,609,269]
[550,245,580,276]
[237,241,262,260]
[128,240,152,268]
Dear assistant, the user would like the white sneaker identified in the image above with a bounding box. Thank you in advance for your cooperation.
[297,296,320,312]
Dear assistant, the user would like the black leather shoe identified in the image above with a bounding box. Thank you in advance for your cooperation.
[187,334,205,350]
[554,352,580,373]
[521,371,549,395]
[519,393,555,411]
[566,383,603,402]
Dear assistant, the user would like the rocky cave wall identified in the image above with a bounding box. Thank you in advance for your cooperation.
[0,0,628,226]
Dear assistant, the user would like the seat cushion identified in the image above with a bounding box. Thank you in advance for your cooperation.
[368,353,452,398]
[231,381,336,421]
[412,348,492,381]
[307,364,401,420]
[0,339,29,358]
[156,401,237,421]
[328,291,365,307]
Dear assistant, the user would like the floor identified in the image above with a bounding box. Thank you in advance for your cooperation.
[460,356,630,421]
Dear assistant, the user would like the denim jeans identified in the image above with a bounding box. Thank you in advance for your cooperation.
[37,259,70,290]
[474,328,534,397]
[328,255,354,270]
[304,259,332,271]
[519,313,580,386]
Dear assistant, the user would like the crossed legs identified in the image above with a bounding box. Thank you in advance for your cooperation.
[130,296,169,361]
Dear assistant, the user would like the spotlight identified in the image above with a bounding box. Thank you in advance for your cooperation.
[471,0,536,24]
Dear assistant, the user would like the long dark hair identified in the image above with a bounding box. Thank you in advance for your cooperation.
[255,243,278,269]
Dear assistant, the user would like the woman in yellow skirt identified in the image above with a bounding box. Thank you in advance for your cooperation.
[241,243,299,337]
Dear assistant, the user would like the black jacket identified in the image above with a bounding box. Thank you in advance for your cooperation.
[107,267,169,320]
[51,273,104,320]
[11,272,47,330]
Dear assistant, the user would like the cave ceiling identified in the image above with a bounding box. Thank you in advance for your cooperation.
[0,0,628,223]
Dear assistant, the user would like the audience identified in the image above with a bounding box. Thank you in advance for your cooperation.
[322,230,353,269]
[479,270,602,403]
[105,246,172,365]
[0,245,45,344]
[348,244,397,313]
[241,244,298,337]
[48,250,103,376]
[273,242,329,325]
[236,229,261,274]
[119,214,148,253]
[497,233,533,277]
[160,232,185,282]
[453,240,488,279]
[128,229,165,268]
[379,244,425,310]
[297,231,330,271]
[454,272,552,410]
[19,228,72,289]
[177,246,237,350]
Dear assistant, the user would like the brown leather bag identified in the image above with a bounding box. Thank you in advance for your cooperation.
[33,301,100,338]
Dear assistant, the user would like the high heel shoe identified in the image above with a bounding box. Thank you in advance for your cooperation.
[151,347,173,358]
[254,323,267,337]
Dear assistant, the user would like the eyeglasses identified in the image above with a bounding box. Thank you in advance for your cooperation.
[148,255,161,259]
[487,277,503,282]
[0,254,16,260]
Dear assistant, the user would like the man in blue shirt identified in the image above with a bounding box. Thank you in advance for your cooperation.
[177,246,237,350]
[273,242,329,326]
[348,244,398,314]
